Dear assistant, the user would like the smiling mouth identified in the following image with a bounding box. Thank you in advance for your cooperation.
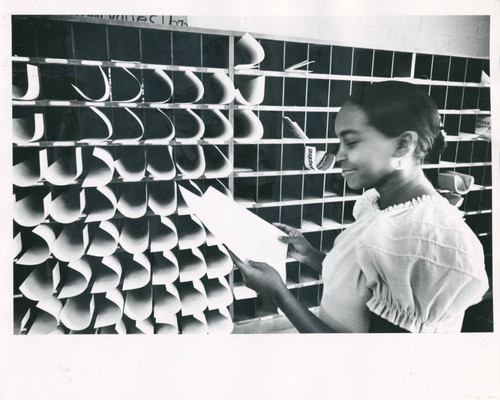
[341,169,355,176]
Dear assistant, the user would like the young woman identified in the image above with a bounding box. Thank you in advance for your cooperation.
[230,81,489,333]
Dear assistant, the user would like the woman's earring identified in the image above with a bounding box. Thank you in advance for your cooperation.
[391,157,404,170]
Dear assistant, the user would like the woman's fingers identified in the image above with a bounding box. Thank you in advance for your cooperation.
[272,222,295,234]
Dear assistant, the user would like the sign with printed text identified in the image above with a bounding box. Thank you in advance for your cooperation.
[80,15,188,26]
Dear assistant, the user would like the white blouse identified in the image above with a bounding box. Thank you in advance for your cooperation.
[318,189,489,333]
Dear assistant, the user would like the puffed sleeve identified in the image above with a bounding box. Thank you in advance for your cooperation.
[355,203,489,333]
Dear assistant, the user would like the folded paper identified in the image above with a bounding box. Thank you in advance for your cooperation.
[205,308,234,334]
[203,72,235,104]
[82,147,115,188]
[122,252,151,291]
[48,186,85,224]
[94,289,124,328]
[148,181,177,216]
[151,250,179,285]
[113,107,145,143]
[58,256,92,299]
[84,186,117,222]
[203,109,233,141]
[93,254,123,293]
[235,33,265,69]
[124,285,153,321]
[110,67,142,102]
[173,109,205,141]
[13,189,51,227]
[13,113,44,144]
[116,182,148,219]
[234,75,265,105]
[438,171,475,195]
[119,217,149,254]
[150,216,178,252]
[283,116,308,139]
[178,247,207,282]
[143,69,174,103]
[72,66,110,102]
[304,146,336,171]
[29,297,63,334]
[180,313,208,334]
[13,63,40,100]
[174,145,206,179]
[115,147,146,181]
[153,284,181,322]
[205,277,233,310]
[41,147,83,186]
[52,223,89,262]
[146,146,176,180]
[16,224,55,266]
[179,280,208,316]
[144,108,175,143]
[203,145,232,178]
[78,107,113,143]
[86,220,120,257]
[173,70,204,103]
[13,148,42,187]
[234,109,264,142]
[204,244,233,279]
[19,261,59,301]
[177,214,207,250]
[60,292,95,331]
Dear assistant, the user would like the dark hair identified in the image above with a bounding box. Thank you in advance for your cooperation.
[345,81,446,160]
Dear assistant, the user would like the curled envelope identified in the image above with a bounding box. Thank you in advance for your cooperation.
[13,113,44,144]
[203,109,233,141]
[235,33,265,69]
[86,220,120,257]
[115,146,146,181]
[116,182,148,219]
[178,247,207,282]
[78,107,113,143]
[143,69,174,103]
[13,63,40,100]
[205,307,234,334]
[153,283,181,322]
[58,256,92,299]
[13,148,42,187]
[177,214,207,250]
[52,223,89,262]
[179,279,208,316]
[41,147,83,186]
[113,108,145,143]
[181,313,208,334]
[438,171,475,195]
[93,254,122,293]
[60,292,95,331]
[173,70,204,103]
[122,252,151,291]
[110,67,142,102]
[234,109,264,142]
[151,250,179,285]
[19,261,59,301]
[146,146,176,180]
[173,108,205,141]
[205,244,233,279]
[47,186,85,224]
[84,186,117,222]
[144,108,175,143]
[205,277,233,310]
[150,216,178,252]
[94,288,124,328]
[124,285,153,321]
[203,71,236,104]
[234,75,265,105]
[148,181,177,216]
[82,147,115,188]
[72,66,110,102]
[16,224,55,266]
[304,146,336,171]
[119,217,149,254]
[203,145,232,178]
[283,116,308,139]
[13,188,51,227]
[174,145,206,179]
[29,297,63,335]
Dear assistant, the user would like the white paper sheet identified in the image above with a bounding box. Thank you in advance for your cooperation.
[124,285,153,321]
[234,33,265,69]
[13,189,51,227]
[146,146,176,180]
[438,171,475,195]
[122,253,151,291]
[78,106,113,143]
[203,109,233,141]
[234,75,265,105]
[13,113,44,144]
[179,280,208,316]
[174,145,206,179]
[177,247,207,282]
[204,244,233,279]
[29,297,63,335]
[205,307,234,334]
[82,147,115,187]
[176,214,207,250]
[116,182,148,219]
[148,181,177,216]
[203,145,232,178]
[93,254,122,293]
[86,220,120,257]
[51,224,89,262]
[283,116,308,139]
[41,147,83,186]
[71,66,111,102]
[19,262,57,301]
[205,277,233,310]
[16,224,56,266]
[13,63,40,100]
[115,147,146,181]
[153,284,181,322]
[173,70,204,103]
[149,216,178,252]
[48,187,85,224]
[110,66,142,102]
[144,108,175,143]
[60,292,95,331]
[151,250,179,285]
[180,313,208,334]
[94,288,124,329]
[234,109,264,142]
[143,69,174,103]
[119,217,149,254]
[57,257,92,299]
[13,149,42,187]
[174,108,205,141]
[204,71,236,104]
[84,186,117,222]
[113,107,145,143]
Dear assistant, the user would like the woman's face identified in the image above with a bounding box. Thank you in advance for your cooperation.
[335,104,398,191]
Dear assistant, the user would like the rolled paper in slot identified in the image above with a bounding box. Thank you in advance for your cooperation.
[13,189,51,227]
[135,317,155,334]
[78,106,113,143]
[48,186,85,224]
[19,261,59,301]
[82,147,115,187]
[203,71,235,104]
[173,108,205,141]
[146,146,176,180]
[144,108,175,143]
[155,320,179,334]
[438,171,475,195]
[205,277,233,310]
[174,145,206,179]
[13,148,42,187]
[203,109,233,141]
[205,307,234,334]
[116,182,148,219]
[60,291,95,331]
[148,180,177,216]
[114,146,146,181]
[16,300,31,334]
[58,256,92,299]
[16,224,55,266]
[177,214,207,250]
[72,66,110,102]
[283,116,308,139]
[110,67,142,102]
[29,297,63,335]
[173,70,204,103]
[180,313,208,334]
[153,283,181,322]
[179,279,208,316]
[84,186,117,222]
[203,145,232,178]
[100,318,127,334]
[119,217,149,254]
[14,232,22,259]
[304,146,336,171]
[176,181,203,215]
[143,69,174,103]
[234,33,265,69]
[285,59,314,72]
[124,285,153,321]
[234,75,265,105]
[12,63,40,100]
[41,147,84,186]
[150,216,178,252]
[93,254,122,293]
[52,223,89,262]
[86,220,120,257]
[151,250,179,285]
[94,289,124,329]
[205,244,233,279]
[234,109,264,142]
[112,107,145,143]
[13,113,44,144]
[122,252,151,291]
[178,247,207,282]
[442,192,464,208]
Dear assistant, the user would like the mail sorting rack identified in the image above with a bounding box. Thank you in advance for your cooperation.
[12,16,492,334]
